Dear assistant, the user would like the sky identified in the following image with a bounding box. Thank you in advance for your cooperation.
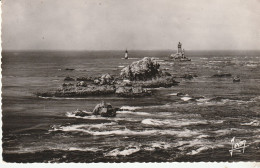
[2,0,260,50]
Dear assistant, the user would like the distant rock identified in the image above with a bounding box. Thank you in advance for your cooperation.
[181,74,194,79]
[115,86,151,97]
[94,73,115,85]
[76,81,88,87]
[233,76,240,82]
[64,76,75,81]
[73,109,92,117]
[120,57,160,81]
[212,73,232,78]
[62,83,74,87]
[76,77,93,82]
[65,68,75,71]
[93,101,117,117]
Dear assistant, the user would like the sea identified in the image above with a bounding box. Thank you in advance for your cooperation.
[2,50,260,162]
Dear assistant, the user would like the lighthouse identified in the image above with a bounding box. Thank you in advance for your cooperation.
[177,42,182,54]
[124,49,128,59]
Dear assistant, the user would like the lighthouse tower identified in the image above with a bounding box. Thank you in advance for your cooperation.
[177,42,182,54]
[124,49,128,59]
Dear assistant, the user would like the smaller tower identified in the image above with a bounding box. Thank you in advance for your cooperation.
[182,49,185,58]
[177,42,182,54]
[124,49,128,59]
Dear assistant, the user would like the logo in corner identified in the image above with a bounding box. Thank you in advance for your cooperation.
[229,137,247,157]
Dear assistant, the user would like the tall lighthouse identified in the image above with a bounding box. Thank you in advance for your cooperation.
[177,42,182,54]
[124,49,128,59]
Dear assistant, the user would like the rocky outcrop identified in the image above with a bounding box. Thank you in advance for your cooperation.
[76,77,93,82]
[64,76,75,81]
[120,57,160,81]
[94,73,115,85]
[131,77,179,88]
[92,101,117,117]
[76,81,88,87]
[37,57,179,98]
[115,86,151,97]
[73,109,92,117]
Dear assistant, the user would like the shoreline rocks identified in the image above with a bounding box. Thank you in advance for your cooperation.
[92,101,117,117]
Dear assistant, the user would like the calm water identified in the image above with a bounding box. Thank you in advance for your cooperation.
[2,50,260,162]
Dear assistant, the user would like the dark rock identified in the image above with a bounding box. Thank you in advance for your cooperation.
[65,68,75,71]
[73,109,92,117]
[76,77,93,82]
[76,81,88,87]
[133,77,179,88]
[64,76,75,81]
[212,73,232,78]
[62,83,74,87]
[94,73,115,85]
[120,57,160,81]
[177,92,184,96]
[115,86,151,97]
[182,74,193,79]
[92,101,116,117]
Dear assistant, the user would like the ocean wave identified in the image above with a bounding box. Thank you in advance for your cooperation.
[54,124,201,137]
[117,111,151,116]
[181,96,193,101]
[118,65,125,68]
[38,96,127,100]
[169,92,178,96]
[141,118,208,127]
[120,106,143,111]
[196,97,253,106]
[187,146,209,155]
[104,146,140,157]
[66,112,139,122]
[241,120,260,126]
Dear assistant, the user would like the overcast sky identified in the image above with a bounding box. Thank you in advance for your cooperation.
[2,0,260,50]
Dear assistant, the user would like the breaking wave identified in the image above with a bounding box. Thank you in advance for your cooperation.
[104,146,140,157]
[141,118,208,127]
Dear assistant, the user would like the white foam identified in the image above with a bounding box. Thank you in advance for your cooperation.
[142,118,208,128]
[68,147,100,152]
[118,65,125,68]
[56,124,201,137]
[151,142,171,149]
[104,146,140,157]
[187,146,208,155]
[169,92,178,96]
[117,111,151,116]
[181,96,192,101]
[120,106,143,111]
[241,120,260,126]
[66,112,139,122]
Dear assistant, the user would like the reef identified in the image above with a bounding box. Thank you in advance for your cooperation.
[36,57,179,98]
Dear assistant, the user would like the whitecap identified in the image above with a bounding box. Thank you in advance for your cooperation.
[120,106,143,111]
[55,124,201,137]
[66,112,139,122]
[241,120,260,126]
[118,65,125,68]
[117,111,151,116]
[104,146,140,157]
[181,96,192,101]
[141,119,208,127]
[68,147,100,152]
[169,92,178,96]
[187,146,208,155]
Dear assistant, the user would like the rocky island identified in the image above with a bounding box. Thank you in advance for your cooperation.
[36,57,179,98]
[169,42,191,61]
